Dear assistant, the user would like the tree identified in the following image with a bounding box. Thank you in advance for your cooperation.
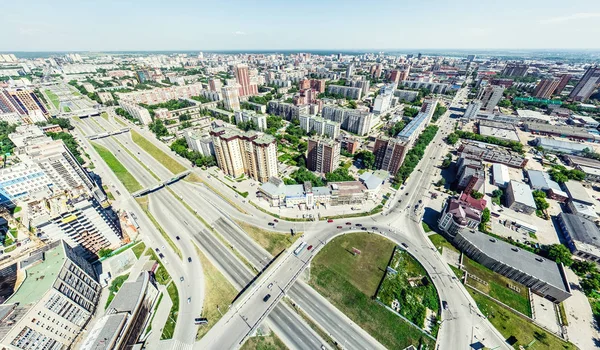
[435,178,446,187]
[572,260,597,276]
[547,244,573,266]
[326,168,355,182]
[387,121,405,137]
[347,100,358,109]
[492,189,503,198]
[580,272,600,295]
[498,99,512,108]
[98,248,113,258]
[149,119,169,138]
[479,207,491,232]
[446,133,459,145]
[470,190,484,199]
[404,107,420,118]
[353,151,375,170]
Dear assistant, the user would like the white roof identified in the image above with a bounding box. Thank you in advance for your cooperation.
[492,163,509,185]
[509,180,536,208]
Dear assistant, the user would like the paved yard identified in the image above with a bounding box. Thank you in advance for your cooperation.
[563,269,600,350]
[531,293,561,335]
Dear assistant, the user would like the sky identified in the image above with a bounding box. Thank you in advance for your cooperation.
[2,0,600,51]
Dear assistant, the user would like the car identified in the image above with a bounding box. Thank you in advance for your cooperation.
[405,192,409,195]
[187,297,191,304]
[155,248,160,253]
[355,223,362,227]
[345,222,351,225]
[263,294,271,302]
[194,317,208,325]
[268,222,275,226]
[327,219,334,223]
[273,219,279,223]
[188,257,192,263]
[371,226,378,230]
[267,283,273,289]
[361,227,367,231]
[337,226,343,229]
[418,199,422,204]
[180,276,184,282]
[176,236,180,240]
[401,242,409,248]
[307,245,313,251]
[158,253,165,259]
[442,301,449,310]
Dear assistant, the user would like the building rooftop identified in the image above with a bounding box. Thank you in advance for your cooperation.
[492,163,510,185]
[509,180,536,209]
[80,313,128,350]
[559,213,600,256]
[564,180,594,205]
[526,122,600,141]
[284,184,305,198]
[106,273,147,313]
[458,230,570,294]
[527,170,566,197]
[6,243,65,305]
[359,171,388,190]
[534,137,588,152]
[329,181,367,195]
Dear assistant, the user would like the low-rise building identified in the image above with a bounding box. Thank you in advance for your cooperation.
[453,230,571,303]
[327,85,362,100]
[438,197,482,237]
[458,142,528,168]
[532,137,588,155]
[492,163,510,188]
[505,180,536,214]
[557,213,600,265]
[183,130,214,157]
[526,170,568,201]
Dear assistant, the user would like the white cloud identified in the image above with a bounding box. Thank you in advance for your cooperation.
[540,13,600,24]
[233,31,246,36]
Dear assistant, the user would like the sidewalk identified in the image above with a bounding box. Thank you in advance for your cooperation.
[146,284,173,349]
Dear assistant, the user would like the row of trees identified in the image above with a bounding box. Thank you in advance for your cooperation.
[446,130,524,154]
[170,138,217,168]
[248,94,273,105]
[431,105,447,122]
[149,119,169,138]
[394,125,439,184]
[140,99,192,115]
[115,108,140,124]
[36,117,73,130]
[548,165,586,183]
[387,121,405,137]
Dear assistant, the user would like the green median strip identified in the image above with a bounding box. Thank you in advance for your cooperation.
[131,129,187,174]
[161,281,179,340]
[136,196,182,260]
[91,142,143,192]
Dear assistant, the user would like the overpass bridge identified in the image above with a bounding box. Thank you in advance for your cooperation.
[132,170,191,198]
[88,128,130,140]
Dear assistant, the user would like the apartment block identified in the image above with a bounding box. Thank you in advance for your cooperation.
[234,110,267,130]
[373,137,408,175]
[118,100,152,125]
[533,78,560,99]
[116,83,204,105]
[183,130,214,157]
[221,85,241,112]
[299,114,340,138]
[327,85,362,100]
[210,127,278,182]
[478,85,505,112]
[321,105,373,136]
[307,138,340,174]
[569,66,600,102]
[0,241,101,349]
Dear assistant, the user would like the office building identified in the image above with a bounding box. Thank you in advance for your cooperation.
[210,127,278,182]
[327,85,362,100]
[453,230,571,303]
[321,105,373,136]
[464,100,482,119]
[80,272,159,350]
[234,110,267,131]
[307,138,340,174]
[183,130,214,157]
[0,240,101,349]
[555,74,572,95]
[222,85,241,111]
[35,198,122,259]
[438,197,482,237]
[299,114,340,138]
[501,63,529,77]
[234,64,258,97]
[569,66,600,102]
[373,84,396,115]
[505,180,536,214]
[373,137,408,175]
[533,78,560,99]
[478,85,505,112]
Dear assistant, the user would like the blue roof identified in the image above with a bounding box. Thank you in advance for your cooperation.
[397,111,428,140]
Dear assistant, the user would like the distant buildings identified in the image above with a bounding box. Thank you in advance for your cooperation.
[501,63,529,77]
[505,180,536,215]
[0,88,50,123]
[234,110,267,131]
[221,85,241,112]
[327,85,362,100]
[116,83,204,105]
[478,85,504,112]
[118,99,152,125]
[533,78,560,99]
[306,138,340,174]
[400,80,449,94]
[210,127,278,183]
[234,64,258,97]
[0,240,101,349]
[321,105,373,136]
[569,66,600,102]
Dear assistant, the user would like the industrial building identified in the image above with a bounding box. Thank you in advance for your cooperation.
[526,170,568,201]
[505,180,536,214]
[532,137,589,154]
[557,213,600,265]
[453,230,571,303]
[492,163,510,188]
[458,142,528,168]
[524,122,600,143]
[478,120,520,142]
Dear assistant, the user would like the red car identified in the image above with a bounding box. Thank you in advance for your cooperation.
[345,222,351,225]
[273,219,279,223]
[327,219,333,223]
[307,245,313,251]
[337,226,343,229]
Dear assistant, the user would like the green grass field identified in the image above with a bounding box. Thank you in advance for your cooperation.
[428,233,459,254]
[105,273,129,309]
[101,112,109,121]
[240,332,288,350]
[45,89,60,109]
[161,281,179,340]
[195,244,238,340]
[310,232,435,349]
[130,130,186,174]
[468,288,575,349]
[236,221,300,256]
[132,242,146,259]
[91,142,142,192]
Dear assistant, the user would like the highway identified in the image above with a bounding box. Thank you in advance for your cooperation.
[76,115,329,349]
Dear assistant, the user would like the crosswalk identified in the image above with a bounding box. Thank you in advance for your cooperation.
[161,339,194,350]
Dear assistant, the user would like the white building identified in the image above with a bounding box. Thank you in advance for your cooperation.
[222,85,241,111]
[299,114,341,138]
[373,84,396,115]
[464,100,482,119]
[492,163,510,188]
[118,99,152,125]
[183,130,215,157]
[234,110,267,131]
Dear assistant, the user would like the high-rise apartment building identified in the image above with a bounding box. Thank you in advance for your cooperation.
[209,78,223,92]
[346,63,354,78]
[299,115,340,138]
[222,85,241,111]
[555,74,572,95]
[321,106,373,136]
[569,66,600,102]
[389,70,401,83]
[501,63,529,77]
[373,137,408,175]
[210,127,278,182]
[478,85,505,112]
[234,64,258,97]
[533,78,560,99]
[307,138,340,174]
[183,130,215,157]
[118,100,153,125]
[0,240,101,349]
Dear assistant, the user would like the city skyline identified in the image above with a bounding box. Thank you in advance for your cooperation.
[2,0,600,51]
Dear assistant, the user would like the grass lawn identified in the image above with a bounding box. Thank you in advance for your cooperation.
[161,281,179,340]
[45,89,60,109]
[143,248,172,285]
[63,106,71,113]
[132,242,146,259]
[130,130,186,174]
[114,116,127,127]
[105,273,129,309]
[91,142,142,192]
[195,244,238,340]
[101,112,109,121]
[236,221,300,256]
[464,257,531,317]
[468,288,576,350]
[136,196,182,259]
[310,232,435,349]
[240,332,288,350]
[422,222,432,232]
[428,233,459,254]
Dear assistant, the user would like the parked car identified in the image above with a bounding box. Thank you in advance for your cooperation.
[307,245,313,251]
[180,276,184,282]
[337,226,343,229]
[345,222,352,225]
[176,236,180,240]
[273,219,279,223]
[442,301,449,310]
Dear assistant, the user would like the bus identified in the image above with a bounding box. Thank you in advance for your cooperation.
[294,242,307,256]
